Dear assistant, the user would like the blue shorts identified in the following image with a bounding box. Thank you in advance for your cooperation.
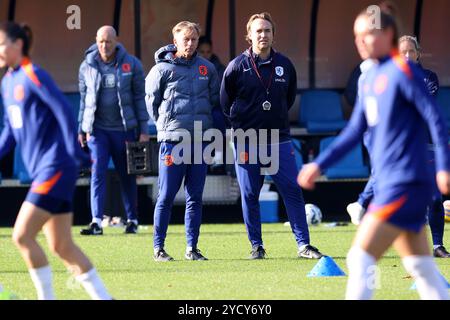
[25,166,78,214]
[367,183,431,233]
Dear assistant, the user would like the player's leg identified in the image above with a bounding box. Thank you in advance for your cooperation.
[347,174,375,225]
[357,175,375,209]
[345,214,403,300]
[183,144,208,260]
[347,183,439,300]
[110,130,138,232]
[270,141,322,258]
[42,214,112,300]
[153,142,185,260]
[12,202,54,299]
[82,128,111,234]
[426,150,449,257]
[428,194,449,257]
[346,186,414,300]
[233,143,265,257]
[394,228,449,299]
[43,214,92,272]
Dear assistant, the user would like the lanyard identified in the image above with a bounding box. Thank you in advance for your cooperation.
[248,49,275,96]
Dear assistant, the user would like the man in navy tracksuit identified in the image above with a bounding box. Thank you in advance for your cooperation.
[78,26,149,235]
[220,12,323,259]
[146,21,220,261]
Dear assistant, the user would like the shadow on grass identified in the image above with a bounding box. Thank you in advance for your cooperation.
[104,229,358,236]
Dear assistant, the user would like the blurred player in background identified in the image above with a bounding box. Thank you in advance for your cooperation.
[347,34,450,258]
[0,22,111,300]
[345,0,401,224]
[298,10,450,300]
[397,35,449,255]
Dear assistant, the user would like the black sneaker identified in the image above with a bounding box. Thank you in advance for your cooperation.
[249,246,266,260]
[185,248,208,261]
[153,249,174,262]
[124,221,138,234]
[434,246,450,258]
[80,223,103,236]
[298,245,323,259]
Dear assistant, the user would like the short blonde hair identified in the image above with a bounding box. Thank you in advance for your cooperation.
[399,35,421,51]
[245,12,275,44]
[172,21,201,37]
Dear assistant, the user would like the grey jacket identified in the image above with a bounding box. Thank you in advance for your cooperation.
[145,44,220,142]
[78,44,149,134]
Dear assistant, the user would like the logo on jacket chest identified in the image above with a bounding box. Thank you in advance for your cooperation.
[275,66,284,77]
[275,66,286,83]
[198,65,209,80]
[120,63,133,76]
[122,63,131,73]
[199,65,208,76]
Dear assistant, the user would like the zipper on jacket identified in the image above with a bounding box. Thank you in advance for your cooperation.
[116,65,127,131]
[190,64,195,116]
[164,88,176,130]
[89,69,101,132]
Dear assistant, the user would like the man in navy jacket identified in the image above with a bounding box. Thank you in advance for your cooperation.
[79,26,149,236]
[221,12,323,260]
[146,21,220,262]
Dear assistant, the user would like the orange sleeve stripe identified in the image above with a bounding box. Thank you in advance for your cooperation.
[391,51,413,79]
[31,171,63,195]
[21,58,42,87]
[369,195,407,221]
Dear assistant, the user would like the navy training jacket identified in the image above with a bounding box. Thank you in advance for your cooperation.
[220,48,297,142]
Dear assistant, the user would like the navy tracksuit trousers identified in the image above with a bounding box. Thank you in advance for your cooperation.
[234,140,310,248]
[87,127,138,222]
[153,142,207,249]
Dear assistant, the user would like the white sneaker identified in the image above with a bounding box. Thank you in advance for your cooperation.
[101,216,112,228]
[346,202,365,225]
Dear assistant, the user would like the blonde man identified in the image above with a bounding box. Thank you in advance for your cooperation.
[145,21,220,261]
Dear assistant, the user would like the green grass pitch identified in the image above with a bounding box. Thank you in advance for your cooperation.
[1,223,449,300]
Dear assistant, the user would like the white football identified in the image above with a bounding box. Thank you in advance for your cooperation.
[305,204,322,226]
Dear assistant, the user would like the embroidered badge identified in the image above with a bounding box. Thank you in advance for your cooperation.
[199,65,208,76]
[275,66,284,77]
[122,63,131,73]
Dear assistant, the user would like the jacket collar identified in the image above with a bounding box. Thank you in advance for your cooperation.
[154,44,198,66]
[244,47,276,66]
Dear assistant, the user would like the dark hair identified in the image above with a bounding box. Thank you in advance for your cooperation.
[0,21,33,57]
[378,0,398,16]
[380,11,399,47]
[358,7,399,47]
[199,36,212,46]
